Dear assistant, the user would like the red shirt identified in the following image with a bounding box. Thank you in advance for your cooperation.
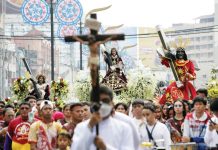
[8,116,32,144]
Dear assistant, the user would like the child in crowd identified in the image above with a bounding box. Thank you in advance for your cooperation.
[57,132,71,150]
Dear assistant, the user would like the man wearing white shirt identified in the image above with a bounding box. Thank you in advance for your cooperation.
[139,103,171,150]
[113,111,140,150]
[71,85,134,150]
[132,99,146,128]
[182,96,210,150]
[204,98,218,149]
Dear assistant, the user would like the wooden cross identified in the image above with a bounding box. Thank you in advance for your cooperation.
[65,14,125,104]
[65,15,124,148]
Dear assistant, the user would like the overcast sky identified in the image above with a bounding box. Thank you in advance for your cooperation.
[79,0,214,27]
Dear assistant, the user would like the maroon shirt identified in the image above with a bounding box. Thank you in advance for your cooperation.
[166,117,184,135]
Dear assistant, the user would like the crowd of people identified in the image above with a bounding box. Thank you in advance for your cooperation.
[0,86,218,150]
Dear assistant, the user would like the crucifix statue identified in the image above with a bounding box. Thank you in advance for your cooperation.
[71,34,117,87]
[65,13,124,104]
[65,14,124,148]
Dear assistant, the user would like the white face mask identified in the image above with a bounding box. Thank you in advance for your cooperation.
[99,102,112,118]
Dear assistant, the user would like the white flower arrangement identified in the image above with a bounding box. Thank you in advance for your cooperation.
[207,68,218,99]
[73,71,92,102]
[73,69,156,104]
[116,69,157,103]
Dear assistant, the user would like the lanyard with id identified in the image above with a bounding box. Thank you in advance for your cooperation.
[145,123,157,147]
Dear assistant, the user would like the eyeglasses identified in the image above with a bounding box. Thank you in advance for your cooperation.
[0,105,5,108]
[174,104,182,108]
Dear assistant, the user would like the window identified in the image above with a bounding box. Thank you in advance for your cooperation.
[200,45,207,49]
[187,46,194,50]
[196,45,200,49]
[200,53,205,58]
[200,18,214,23]
[208,52,213,57]
[198,60,214,63]
[201,36,207,40]
[208,36,213,40]
[208,44,213,49]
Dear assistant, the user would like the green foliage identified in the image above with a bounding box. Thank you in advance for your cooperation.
[12,77,30,102]
[207,69,218,99]
[51,78,69,107]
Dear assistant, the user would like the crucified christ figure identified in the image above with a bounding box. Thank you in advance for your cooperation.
[72,35,116,86]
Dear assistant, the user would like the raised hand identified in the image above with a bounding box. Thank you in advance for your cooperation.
[88,112,102,129]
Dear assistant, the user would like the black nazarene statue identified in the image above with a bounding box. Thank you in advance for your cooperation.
[101,47,127,92]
